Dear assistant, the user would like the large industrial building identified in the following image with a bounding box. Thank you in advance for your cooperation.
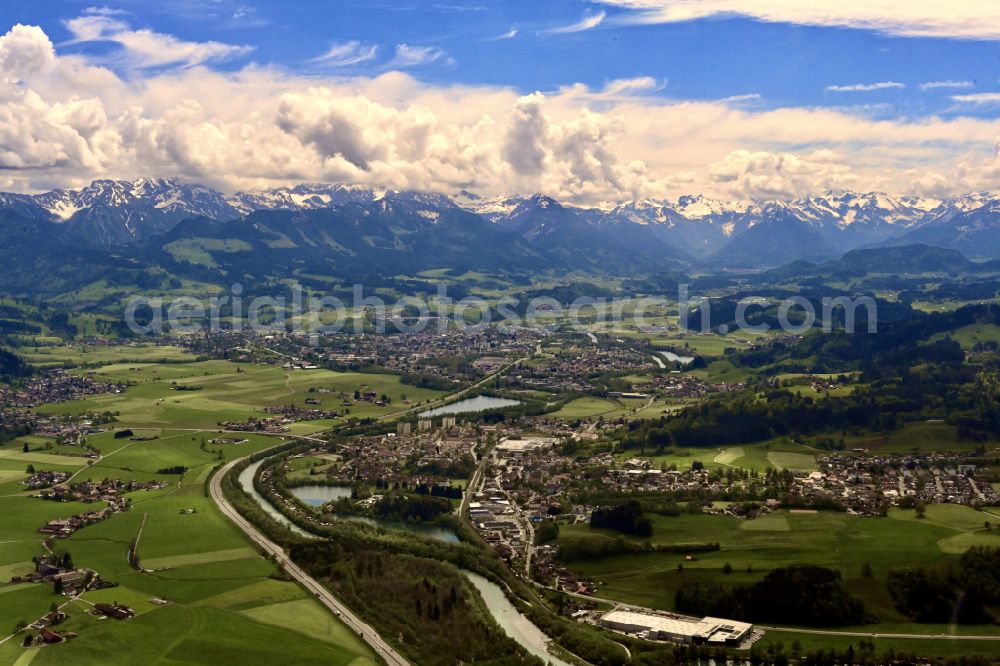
[599,610,753,646]
[494,437,555,458]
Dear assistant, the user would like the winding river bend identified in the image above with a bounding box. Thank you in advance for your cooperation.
[237,458,569,665]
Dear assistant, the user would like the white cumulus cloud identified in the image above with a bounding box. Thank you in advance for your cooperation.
[0,23,997,204]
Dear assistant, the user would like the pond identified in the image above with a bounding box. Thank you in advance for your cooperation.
[239,474,459,543]
[289,484,352,506]
[419,395,522,417]
[660,350,695,365]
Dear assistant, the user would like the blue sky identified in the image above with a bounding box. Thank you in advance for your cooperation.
[0,1,997,201]
[10,0,999,114]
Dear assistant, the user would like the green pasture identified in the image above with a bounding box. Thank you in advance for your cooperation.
[558,504,1000,633]
[34,360,446,429]
[0,357,379,665]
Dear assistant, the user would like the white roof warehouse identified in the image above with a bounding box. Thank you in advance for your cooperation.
[599,610,753,646]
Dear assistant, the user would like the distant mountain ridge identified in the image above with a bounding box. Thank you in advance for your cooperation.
[1,178,998,267]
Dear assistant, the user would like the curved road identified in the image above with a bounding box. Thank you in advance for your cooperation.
[210,454,411,666]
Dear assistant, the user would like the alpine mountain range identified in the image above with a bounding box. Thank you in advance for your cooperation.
[1,178,997,297]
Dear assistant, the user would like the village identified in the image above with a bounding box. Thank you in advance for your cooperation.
[182,327,543,385]
[0,370,125,408]
[803,452,1000,513]
[35,478,168,538]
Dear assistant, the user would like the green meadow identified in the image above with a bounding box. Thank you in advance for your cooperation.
[0,453,378,665]
[0,357,384,664]
[16,344,197,368]
[558,504,1000,639]
[34,359,446,429]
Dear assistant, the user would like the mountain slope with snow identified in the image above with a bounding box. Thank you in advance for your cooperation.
[0,178,996,265]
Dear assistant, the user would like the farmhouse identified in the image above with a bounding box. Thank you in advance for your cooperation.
[599,610,753,646]
[94,603,134,620]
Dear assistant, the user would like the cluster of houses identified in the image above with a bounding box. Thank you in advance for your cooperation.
[2,409,108,447]
[263,404,341,421]
[220,416,291,433]
[185,328,541,384]
[506,346,655,393]
[468,484,527,564]
[38,478,166,505]
[11,554,116,599]
[468,437,566,573]
[800,453,1000,512]
[315,327,542,381]
[21,608,77,646]
[38,509,118,539]
[0,370,125,408]
[315,423,479,489]
[35,479,164,538]
[23,469,71,489]
[642,374,744,399]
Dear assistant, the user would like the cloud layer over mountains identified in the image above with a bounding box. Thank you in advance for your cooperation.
[0,21,997,205]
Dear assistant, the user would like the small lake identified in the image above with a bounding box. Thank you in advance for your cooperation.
[289,484,353,506]
[660,350,695,365]
[242,477,459,543]
[419,395,522,417]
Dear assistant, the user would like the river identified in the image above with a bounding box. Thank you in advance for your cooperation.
[419,395,522,417]
[237,459,569,665]
[466,573,572,666]
[237,459,314,538]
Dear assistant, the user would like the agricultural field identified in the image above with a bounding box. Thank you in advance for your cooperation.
[0,480,377,664]
[0,357,385,664]
[929,322,1000,349]
[33,359,447,430]
[551,396,643,419]
[832,421,989,455]
[15,344,198,368]
[615,440,820,473]
[557,504,1000,638]
[713,441,820,472]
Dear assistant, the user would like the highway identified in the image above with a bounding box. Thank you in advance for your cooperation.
[210,453,411,666]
